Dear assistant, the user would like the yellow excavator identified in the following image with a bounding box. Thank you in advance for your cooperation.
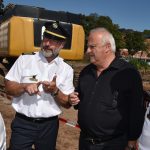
[0,4,85,71]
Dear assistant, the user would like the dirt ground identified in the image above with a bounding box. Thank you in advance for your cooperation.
[0,97,80,150]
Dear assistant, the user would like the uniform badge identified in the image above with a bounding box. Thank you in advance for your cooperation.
[29,75,38,81]
[52,22,58,29]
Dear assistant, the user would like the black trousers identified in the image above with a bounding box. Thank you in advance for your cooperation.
[79,132,128,150]
[9,113,59,150]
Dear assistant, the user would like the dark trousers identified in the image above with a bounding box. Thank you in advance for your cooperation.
[79,132,127,150]
[9,113,59,150]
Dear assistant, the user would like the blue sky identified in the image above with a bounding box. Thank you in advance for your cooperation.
[3,0,150,32]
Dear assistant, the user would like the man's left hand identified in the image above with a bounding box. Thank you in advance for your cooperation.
[42,75,57,93]
[125,140,137,150]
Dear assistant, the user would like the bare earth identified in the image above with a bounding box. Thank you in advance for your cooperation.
[0,97,80,150]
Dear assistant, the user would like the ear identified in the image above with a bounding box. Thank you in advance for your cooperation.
[60,41,66,48]
[105,43,111,53]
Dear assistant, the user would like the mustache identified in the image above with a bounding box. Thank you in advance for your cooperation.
[43,46,53,51]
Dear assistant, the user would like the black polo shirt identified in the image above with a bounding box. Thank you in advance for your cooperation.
[76,57,145,140]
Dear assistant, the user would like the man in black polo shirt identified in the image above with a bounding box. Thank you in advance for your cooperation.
[69,27,145,150]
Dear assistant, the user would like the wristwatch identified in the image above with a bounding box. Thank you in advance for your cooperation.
[51,88,59,97]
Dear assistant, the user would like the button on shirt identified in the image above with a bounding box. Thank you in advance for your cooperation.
[5,52,74,118]
[77,57,145,140]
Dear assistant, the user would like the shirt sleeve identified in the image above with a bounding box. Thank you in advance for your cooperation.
[128,69,145,140]
[58,66,75,95]
[5,55,23,83]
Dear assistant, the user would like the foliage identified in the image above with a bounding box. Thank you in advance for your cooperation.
[81,13,147,54]
[124,31,146,54]
[81,14,125,51]
[143,30,150,36]
[128,57,150,71]
[0,0,4,15]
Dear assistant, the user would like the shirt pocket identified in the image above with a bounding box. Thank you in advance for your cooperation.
[21,69,39,83]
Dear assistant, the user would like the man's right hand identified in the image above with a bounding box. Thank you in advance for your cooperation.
[68,92,80,106]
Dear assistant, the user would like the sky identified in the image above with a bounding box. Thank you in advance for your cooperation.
[3,0,150,32]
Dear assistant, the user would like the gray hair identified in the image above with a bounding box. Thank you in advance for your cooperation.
[90,28,116,52]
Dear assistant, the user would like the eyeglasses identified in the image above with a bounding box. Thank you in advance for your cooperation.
[87,43,106,50]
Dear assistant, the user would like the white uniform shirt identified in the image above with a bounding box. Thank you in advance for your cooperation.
[0,113,6,150]
[5,52,74,118]
[138,104,150,150]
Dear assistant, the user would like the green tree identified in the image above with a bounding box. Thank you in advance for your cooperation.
[125,31,146,54]
[143,30,150,36]
[0,0,4,15]
[81,13,148,55]
[96,16,125,49]
[81,14,125,50]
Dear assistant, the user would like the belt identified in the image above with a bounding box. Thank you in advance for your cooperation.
[81,132,124,145]
[85,137,113,145]
[16,112,58,123]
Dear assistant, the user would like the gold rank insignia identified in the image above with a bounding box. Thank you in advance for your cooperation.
[52,22,58,29]
[29,75,38,81]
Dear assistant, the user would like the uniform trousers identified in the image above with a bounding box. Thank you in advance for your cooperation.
[9,113,59,150]
[79,131,127,150]
[0,113,6,150]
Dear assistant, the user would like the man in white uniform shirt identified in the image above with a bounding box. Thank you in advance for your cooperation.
[138,103,150,150]
[138,91,150,150]
[5,21,74,150]
[0,113,6,150]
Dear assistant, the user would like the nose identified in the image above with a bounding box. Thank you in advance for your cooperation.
[45,40,50,46]
[43,40,54,49]
[86,47,91,54]
[44,40,57,47]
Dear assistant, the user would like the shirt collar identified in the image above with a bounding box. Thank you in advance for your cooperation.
[108,57,126,69]
[91,57,125,73]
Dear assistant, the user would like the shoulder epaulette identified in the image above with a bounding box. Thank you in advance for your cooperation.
[22,52,36,55]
